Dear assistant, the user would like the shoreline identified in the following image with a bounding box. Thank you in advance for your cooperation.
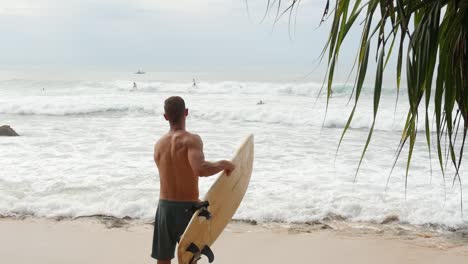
[1,217,467,264]
[2,214,467,241]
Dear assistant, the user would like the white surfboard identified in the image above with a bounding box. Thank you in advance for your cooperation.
[177,134,254,264]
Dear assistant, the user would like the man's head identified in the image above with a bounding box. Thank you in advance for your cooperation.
[164,96,188,125]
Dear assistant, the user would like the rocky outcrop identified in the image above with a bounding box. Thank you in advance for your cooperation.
[0,125,19,136]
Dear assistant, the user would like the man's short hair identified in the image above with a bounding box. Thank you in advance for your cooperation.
[164,96,186,123]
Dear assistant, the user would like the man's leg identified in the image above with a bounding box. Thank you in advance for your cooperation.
[152,203,176,263]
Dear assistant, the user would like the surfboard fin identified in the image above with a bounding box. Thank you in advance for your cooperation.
[192,201,209,210]
[186,243,214,263]
[198,209,211,219]
[186,243,200,254]
[191,201,212,220]
[201,245,214,263]
[187,243,201,264]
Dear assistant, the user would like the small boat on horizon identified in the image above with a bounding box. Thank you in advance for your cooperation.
[135,70,146,74]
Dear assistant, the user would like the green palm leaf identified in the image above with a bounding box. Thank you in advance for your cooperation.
[269,0,468,203]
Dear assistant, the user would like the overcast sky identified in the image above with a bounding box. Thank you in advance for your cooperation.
[0,0,387,82]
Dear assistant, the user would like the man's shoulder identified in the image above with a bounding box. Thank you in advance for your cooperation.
[155,133,172,148]
[185,131,201,141]
[184,132,202,147]
[154,136,165,152]
[156,133,169,143]
[156,131,202,148]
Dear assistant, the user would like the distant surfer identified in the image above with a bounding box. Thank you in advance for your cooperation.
[151,96,235,263]
[192,78,197,88]
[131,82,137,91]
[257,100,265,105]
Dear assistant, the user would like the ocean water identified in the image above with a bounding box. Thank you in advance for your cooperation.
[0,78,467,229]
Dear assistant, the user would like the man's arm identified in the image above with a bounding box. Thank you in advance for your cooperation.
[187,135,234,177]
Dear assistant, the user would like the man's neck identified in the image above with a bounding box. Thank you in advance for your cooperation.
[169,122,185,132]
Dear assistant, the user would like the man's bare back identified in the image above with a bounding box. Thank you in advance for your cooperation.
[154,130,199,201]
[154,130,235,202]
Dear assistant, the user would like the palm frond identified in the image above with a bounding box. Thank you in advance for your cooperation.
[268,0,468,199]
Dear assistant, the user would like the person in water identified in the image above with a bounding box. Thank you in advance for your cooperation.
[192,78,197,88]
[132,82,137,91]
[151,96,235,264]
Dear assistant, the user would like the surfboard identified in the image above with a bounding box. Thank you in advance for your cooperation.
[177,134,254,264]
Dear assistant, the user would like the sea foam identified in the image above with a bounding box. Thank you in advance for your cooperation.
[0,79,466,229]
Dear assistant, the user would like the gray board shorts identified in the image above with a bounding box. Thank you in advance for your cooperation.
[151,199,197,260]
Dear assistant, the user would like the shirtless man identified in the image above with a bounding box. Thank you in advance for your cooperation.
[151,96,235,264]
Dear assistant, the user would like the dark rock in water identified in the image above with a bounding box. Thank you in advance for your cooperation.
[0,125,19,136]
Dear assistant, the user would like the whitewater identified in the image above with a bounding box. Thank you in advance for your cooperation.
[0,79,467,229]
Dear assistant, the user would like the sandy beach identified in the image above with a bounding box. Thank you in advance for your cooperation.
[0,217,467,264]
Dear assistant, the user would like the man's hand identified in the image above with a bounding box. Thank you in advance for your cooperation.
[222,160,235,176]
